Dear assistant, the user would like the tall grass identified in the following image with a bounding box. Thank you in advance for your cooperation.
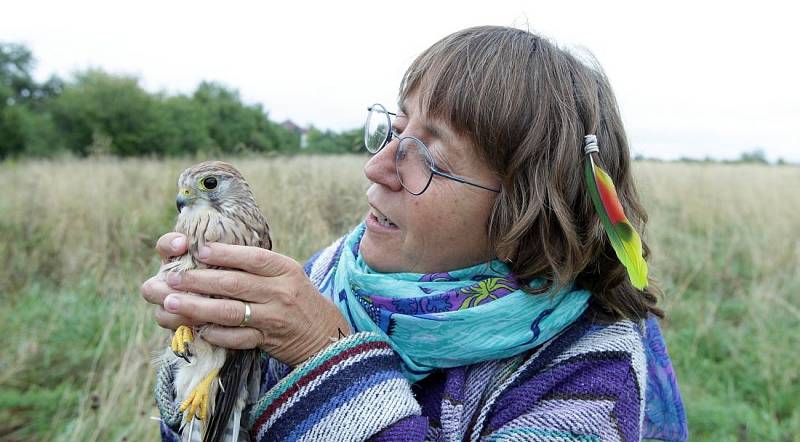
[636,162,800,440]
[1,155,369,441]
[0,156,797,440]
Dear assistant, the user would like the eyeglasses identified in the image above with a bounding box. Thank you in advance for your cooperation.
[364,103,501,195]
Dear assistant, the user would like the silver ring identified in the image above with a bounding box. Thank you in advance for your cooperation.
[239,302,252,327]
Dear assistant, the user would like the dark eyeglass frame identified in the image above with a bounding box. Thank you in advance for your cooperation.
[365,104,501,195]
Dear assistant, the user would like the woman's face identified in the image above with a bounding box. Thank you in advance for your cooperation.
[360,90,502,274]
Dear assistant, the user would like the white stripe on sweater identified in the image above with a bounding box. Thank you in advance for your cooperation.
[298,377,421,442]
[494,398,620,442]
[255,347,395,439]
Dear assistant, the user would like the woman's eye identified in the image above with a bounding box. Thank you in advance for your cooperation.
[202,176,218,189]
[434,163,450,174]
[428,148,450,170]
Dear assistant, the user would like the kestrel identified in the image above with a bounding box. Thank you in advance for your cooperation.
[159,160,271,442]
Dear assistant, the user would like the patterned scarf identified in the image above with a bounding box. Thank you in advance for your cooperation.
[307,223,590,382]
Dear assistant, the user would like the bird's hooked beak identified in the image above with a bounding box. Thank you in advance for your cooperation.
[176,187,193,213]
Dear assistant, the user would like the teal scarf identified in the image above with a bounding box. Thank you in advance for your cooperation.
[314,223,590,381]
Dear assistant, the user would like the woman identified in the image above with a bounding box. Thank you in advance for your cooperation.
[142,26,687,441]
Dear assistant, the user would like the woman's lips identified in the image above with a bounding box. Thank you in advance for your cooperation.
[366,209,399,232]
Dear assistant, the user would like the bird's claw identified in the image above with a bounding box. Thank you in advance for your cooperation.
[171,325,194,363]
[179,369,219,422]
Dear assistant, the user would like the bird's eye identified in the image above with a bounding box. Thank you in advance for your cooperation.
[201,176,217,190]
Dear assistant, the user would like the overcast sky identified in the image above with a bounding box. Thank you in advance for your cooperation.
[2,0,798,161]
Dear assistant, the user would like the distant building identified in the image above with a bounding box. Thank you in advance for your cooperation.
[281,120,309,149]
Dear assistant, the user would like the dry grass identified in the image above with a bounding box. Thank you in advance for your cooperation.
[1,156,798,440]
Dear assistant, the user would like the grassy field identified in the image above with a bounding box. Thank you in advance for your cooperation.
[1,156,798,441]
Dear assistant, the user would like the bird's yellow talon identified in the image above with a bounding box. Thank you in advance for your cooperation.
[179,369,218,422]
[171,325,194,362]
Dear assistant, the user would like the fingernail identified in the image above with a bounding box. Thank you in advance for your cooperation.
[198,246,211,260]
[171,236,186,251]
[167,272,181,286]
[164,295,180,312]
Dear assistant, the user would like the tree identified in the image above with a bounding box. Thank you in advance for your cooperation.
[49,70,172,156]
[0,43,35,158]
[0,43,36,105]
[192,82,287,153]
[161,95,213,155]
[0,42,354,158]
[0,90,26,158]
[305,127,362,153]
[0,43,60,110]
[738,148,768,164]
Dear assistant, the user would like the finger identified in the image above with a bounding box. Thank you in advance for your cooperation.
[165,268,289,302]
[196,243,298,277]
[154,306,198,330]
[200,325,264,350]
[164,293,256,327]
[156,232,188,261]
[141,275,173,306]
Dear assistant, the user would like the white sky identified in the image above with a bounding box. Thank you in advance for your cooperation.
[2,0,798,161]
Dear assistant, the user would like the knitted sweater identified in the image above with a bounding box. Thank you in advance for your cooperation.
[157,256,688,442]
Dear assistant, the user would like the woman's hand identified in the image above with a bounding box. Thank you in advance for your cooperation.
[140,232,351,366]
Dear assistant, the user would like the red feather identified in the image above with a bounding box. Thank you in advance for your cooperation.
[595,171,627,224]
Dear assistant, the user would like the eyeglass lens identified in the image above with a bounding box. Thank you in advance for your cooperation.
[397,138,433,195]
[365,104,390,153]
[365,104,433,195]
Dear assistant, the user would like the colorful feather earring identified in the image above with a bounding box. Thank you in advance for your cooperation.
[583,135,649,289]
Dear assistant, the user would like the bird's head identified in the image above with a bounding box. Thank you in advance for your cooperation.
[176,161,254,214]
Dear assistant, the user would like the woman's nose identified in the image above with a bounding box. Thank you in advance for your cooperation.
[363,139,403,191]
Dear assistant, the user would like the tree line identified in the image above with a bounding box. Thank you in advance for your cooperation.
[0,43,362,159]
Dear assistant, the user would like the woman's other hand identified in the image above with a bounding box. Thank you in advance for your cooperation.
[140,233,351,366]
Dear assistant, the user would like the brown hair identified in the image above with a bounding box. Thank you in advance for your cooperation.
[399,26,662,321]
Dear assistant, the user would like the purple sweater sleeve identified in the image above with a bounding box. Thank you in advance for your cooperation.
[247,332,424,441]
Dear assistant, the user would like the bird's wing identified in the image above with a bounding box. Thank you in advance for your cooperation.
[204,195,271,441]
[244,206,272,251]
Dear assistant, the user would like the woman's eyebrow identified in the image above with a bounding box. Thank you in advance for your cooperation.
[397,99,453,146]
[398,101,408,116]
[423,123,449,144]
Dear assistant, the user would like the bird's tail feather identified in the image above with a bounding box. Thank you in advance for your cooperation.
[229,409,242,442]
[202,349,256,442]
[182,416,196,442]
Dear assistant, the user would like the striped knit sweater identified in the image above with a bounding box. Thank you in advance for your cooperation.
[158,317,686,441]
[157,257,687,442]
